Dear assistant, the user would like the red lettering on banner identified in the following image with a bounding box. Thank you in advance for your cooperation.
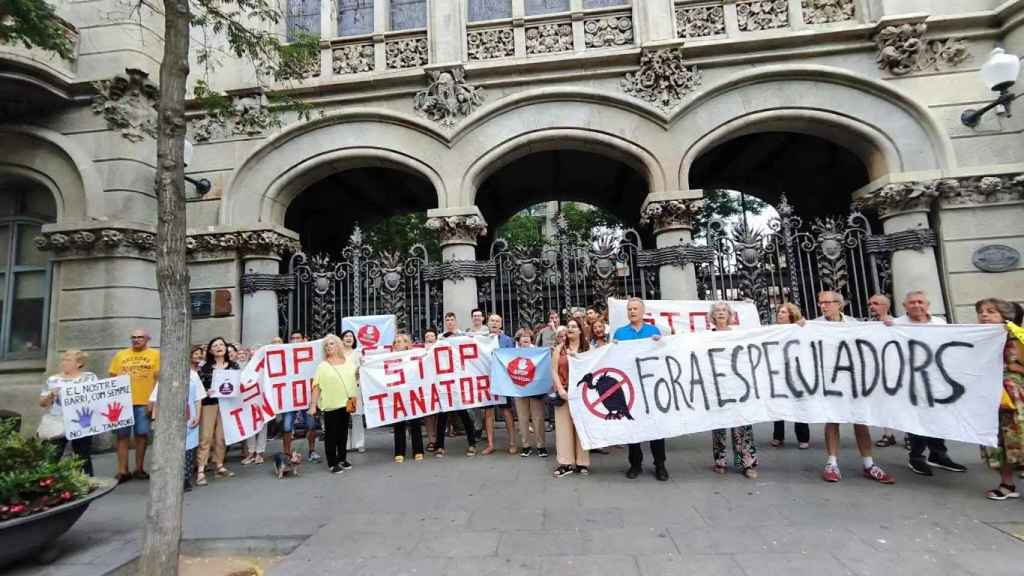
[460,377,475,405]
[458,343,478,370]
[413,354,426,380]
[435,347,454,375]
[476,375,493,401]
[643,313,656,325]
[393,393,407,420]
[249,404,266,431]
[241,379,261,402]
[429,383,441,412]
[293,345,314,374]
[439,379,455,408]
[384,359,406,387]
[689,312,709,332]
[409,387,426,415]
[658,312,681,335]
[292,379,309,408]
[273,381,287,409]
[266,349,287,377]
[369,393,388,421]
[229,408,246,435]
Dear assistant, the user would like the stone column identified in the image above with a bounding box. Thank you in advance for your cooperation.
[858,181,946,317]
[426,208,488,324]
[428,0,463,64]
[640,191,708,300]
[635,0,676,44]
[240,257,282,347]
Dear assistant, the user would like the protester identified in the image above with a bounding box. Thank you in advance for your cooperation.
[552,318,590,478]
[482,313,517,456]
[612,297,669,481]
[813,291,894,484]
[436,312,478,457]
[771,302,810,449]
[227,343,239,364]
[892,291,967,476]
[534,310,561,347]
[422,328,440,452]
[310,334,358,474]
[709,302,759,479]
[977,298,1024,500]
[148,350,203,491]
[242,344,268,466]
[466,308,489,336]
[390,334,425,463]
[513,327,547,458]
[39,350,96,476]
[282,332,320,463]
[108,329,160,483]
[867,294,901,449]
[196,337,238,486]
[590,318,609,349]
[340,330,366,454]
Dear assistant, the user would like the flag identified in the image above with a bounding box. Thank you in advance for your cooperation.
[490,348,553,397]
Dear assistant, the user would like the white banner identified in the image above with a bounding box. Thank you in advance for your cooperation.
[61,375,134,440]
[569,323,1006,450]
[360,336,503,428]
[342,315,397,356]
[607,298,761,336]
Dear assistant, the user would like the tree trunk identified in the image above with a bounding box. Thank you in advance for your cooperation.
[139,0,191,574]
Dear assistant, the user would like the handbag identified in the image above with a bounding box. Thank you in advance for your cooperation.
[36,412,65,440]
[346,398,357,413]
[546,390,565,408]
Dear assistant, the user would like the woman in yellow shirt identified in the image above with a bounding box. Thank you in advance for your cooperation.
[309,334,359,475]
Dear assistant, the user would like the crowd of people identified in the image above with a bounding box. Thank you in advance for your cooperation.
[37,290,1024,501]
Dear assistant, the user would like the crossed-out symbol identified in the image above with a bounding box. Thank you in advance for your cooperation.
[581,367,635,420]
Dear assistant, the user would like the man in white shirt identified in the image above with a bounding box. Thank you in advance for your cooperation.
[892,290,967,475]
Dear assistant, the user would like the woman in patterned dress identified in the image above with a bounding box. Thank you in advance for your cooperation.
[709,302,759,479]
[977,298,1024,500]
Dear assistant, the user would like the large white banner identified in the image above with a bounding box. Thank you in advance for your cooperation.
[569,323,1006,450]
[61,375,134,440]
[360,336,503,428]
[607,298,762,336]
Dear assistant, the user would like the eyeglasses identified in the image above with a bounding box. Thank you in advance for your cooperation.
[818,300,840,305]
[130,336,147,339]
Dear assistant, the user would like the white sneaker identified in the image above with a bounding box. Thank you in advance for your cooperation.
[308,451,321,463]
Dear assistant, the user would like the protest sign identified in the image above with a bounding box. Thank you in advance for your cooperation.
[360,336,503,428]
[490,347,553,397]
[210,369,241,398]
[61,375,134,440]
[607,298,761,336]
[569,323,1006,450]
[342,315,396,356]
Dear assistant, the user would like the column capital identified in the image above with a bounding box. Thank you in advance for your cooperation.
[937,173,1024,207]
[185,225,301,260]
[426,207,488,247]
[856,180,943,218]
[640,190,705,233]
[36,222,157,260]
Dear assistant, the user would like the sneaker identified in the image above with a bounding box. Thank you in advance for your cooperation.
[553,465,575,478]
[357,447,366,453]
[330,465,343,474]
[341,461,353,470]
[626,466,641,479]
[308,451,321,463]
[538,447,549,458]
[822,463,841,483]
[986,483,1020,500]
[394,455,405,464]
[520,447,533,457]
[655,466,670,482]
[908,458,933,476]
[864,464,895,484]
[576,466,589,477]
[903,436,911,450]
[435,448,446,459]
[927,453,967,473]
[414,454,424,461]
[466,446,477,457]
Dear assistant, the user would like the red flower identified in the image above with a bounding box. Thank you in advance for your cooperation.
[10,504,26,514]
[60,491,74,501]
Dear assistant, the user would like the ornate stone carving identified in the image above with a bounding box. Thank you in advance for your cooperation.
[637,244,715,268]
[938,174,1024,206]
[413,67,485,127]
[675,4,726,38]
[423,259,497,282]
[525,22,573,55]
[240,273,297,294]
[584,14,634,49]
[92,69,159,142]
[801,0,855,25]
[36,227,158,258]
[621,47,702,111]
[425,214,488,245]
[857,181,942,217]
[736,0,789,32]
[385,36,428,69]
[276,48,321,80]
[187,230,301,258]
[874,23,969,76]
[864,229,938,254]
[640,199,705,231]
[467,27,515,60]
[190,94,277,142]
[332,43,375,75]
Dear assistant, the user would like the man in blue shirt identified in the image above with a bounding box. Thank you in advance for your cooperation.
[612,297,668,481]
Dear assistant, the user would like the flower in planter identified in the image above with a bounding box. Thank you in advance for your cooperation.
[0,421,95,522]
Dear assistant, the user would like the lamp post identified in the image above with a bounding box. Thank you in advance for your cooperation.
[182,139,212,196]
[961,48,1022,128]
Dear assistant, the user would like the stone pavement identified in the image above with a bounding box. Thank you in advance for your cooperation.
[7,423,1024,576]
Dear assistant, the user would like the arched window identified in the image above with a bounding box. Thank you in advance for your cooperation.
[0,178,56,360]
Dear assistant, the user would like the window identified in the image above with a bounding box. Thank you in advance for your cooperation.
[391,0,427,30]
[286,0,322,42]
[0,180,55,361]
[339,0,374,36]
[583,0,630,7]
[468,0,512,22]
[526,0,569,16]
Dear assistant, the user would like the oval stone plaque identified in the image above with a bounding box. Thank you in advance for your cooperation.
[972,244,1020,272]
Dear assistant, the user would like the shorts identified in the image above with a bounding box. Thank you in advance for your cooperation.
[116,405,151,438]
[282,410,320,433]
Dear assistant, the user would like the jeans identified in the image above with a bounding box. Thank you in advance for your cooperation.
[49,437,94,476]
[628,439,666,469]
[394,419,424,457]
[909,433,947,460]
[772,421,810,444]
[321,408,350,468]
[436,410,476,450]
[115,405,151,438]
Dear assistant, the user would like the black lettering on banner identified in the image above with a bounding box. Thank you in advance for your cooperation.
[908,339,935,407]
[881,340,905,396]
[827,340,855,398]
[666,355,691,410]
[689,352,710,411]
[746,344,763,400]
[761,342,784,399]
[635,357,658,416]
[731,346,753,403]
[707,348,733,408]
[855,339,880,398]
[654,372,672,413]
[781,340,806,399]
[933,341,970,405]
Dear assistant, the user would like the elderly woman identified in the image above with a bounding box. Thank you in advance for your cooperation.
[771,303,810,449]
[709,302,759,479]
[309,334,359,474]
[977,298,1024,500]
[39,350,97,476]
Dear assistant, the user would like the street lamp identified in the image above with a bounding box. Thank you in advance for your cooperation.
[182,139,212,196]
[961,48,1022,128]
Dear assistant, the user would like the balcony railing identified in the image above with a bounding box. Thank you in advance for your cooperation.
[0,15,79,80]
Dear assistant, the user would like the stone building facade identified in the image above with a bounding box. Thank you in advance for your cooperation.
[2,0,1024,430]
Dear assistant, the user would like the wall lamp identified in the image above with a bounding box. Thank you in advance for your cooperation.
[183,139,212,196]
[961,48,1021,128]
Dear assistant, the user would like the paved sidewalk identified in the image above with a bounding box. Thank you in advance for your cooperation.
[7,423,1024,575]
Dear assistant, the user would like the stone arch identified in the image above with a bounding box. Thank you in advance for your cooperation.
[673,64,956,190]
[221,110,450,226]
[0,124,104,221]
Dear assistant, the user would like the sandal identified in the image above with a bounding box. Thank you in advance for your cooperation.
[744,468,759,479]
[770,439,783,448]
[481,446,495,456]
[875,434,896,448]
[254,454,264,464]
[241,456,255,466]
[986,483,1020,500]
[196,473,208,486]
[434,448,446,459]
[215,467,235,478]
[508,446,518,455]
[798,442,810,450]
[712,465,727,475]
[466,446,477,457]
[426,442,437,453]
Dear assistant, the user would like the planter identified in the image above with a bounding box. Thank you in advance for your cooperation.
[0,477,117,567]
